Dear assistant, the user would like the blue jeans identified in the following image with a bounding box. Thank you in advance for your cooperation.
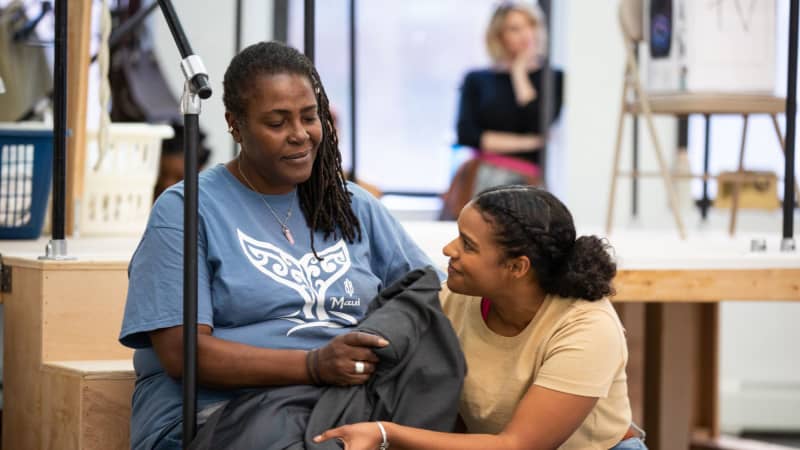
[610,437,648,449]
[610,422,647,450]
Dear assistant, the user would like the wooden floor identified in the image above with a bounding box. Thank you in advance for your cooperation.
[741,434,800,448]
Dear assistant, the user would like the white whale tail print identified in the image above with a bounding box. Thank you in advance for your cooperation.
[237,229,357,335]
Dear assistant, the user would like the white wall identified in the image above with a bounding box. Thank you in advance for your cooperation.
[715,0,800,433]
[563,0,678,230]
[720,302,800,433]
[151,0,274,168]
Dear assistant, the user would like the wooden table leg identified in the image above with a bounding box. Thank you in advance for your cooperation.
[643,303,720,450]
[693,304,720,439]
[614,303,646,425]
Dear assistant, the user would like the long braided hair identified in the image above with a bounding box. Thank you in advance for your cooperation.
[473,185,616,301]
[223,41,361,257]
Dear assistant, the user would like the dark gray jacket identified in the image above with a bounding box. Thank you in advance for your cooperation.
[189,267,466,450]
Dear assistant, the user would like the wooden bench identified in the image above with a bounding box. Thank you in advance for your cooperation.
[1,253,134,450]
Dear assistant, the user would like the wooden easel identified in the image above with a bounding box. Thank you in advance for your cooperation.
[606,0,796,238]
[65,0,93,236]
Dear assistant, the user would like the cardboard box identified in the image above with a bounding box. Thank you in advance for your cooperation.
[713,170,780,209]
[645,0,776,93]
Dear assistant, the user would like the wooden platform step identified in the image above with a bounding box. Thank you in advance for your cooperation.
[41,360,134,450]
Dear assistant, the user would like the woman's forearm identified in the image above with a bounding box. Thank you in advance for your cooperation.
[151,326,311,388]
[383,423,522,450]
[196,334,310,388]
[480,131,543,154]
[153,326,383,389]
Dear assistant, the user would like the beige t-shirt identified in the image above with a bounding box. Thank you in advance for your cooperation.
[440,285,632,450]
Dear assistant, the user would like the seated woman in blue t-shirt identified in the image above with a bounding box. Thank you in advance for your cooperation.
[118,41,437,450]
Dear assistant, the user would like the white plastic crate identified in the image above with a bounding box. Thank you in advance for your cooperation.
[79,123,173,236]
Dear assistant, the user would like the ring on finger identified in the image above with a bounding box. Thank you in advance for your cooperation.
[354,361,365,374]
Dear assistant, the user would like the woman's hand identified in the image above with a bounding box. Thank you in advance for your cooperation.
[313,422,384,450]
[316,332,388,386]
[509,43,538,105]
[511,41,538,72]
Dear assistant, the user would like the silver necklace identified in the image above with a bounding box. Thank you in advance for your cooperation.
[237,158,297,245]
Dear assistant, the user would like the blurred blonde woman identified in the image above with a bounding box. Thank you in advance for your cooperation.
[442,2,565,220]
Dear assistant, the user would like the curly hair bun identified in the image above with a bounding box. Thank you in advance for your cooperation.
[553,236,616,301]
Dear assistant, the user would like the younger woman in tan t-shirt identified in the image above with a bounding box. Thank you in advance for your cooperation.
[315,185,646,450]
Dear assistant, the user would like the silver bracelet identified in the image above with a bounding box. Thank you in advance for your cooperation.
[376,421,389,450]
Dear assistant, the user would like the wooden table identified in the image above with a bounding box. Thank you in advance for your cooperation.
[2,225,798,450]
[402,222,800,303]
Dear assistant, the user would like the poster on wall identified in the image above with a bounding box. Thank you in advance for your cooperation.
[645,0,776,93]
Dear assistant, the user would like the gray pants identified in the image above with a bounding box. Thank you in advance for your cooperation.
[472,162,529,196]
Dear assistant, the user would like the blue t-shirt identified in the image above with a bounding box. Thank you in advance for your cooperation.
[119,164,437,450]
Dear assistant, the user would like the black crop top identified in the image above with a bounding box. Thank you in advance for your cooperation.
[456,68,564,165]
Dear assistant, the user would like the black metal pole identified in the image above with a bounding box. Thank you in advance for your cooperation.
[233,0,243,159]
[349,0,357,181]
[632,49,640,217]
[677,115,689,212]
[677,118,689,154]
[783,0,798,242]
[181,112,200,448]
[701,114,711,219]
[273,0,289,43]
[158,1,191,56]
[155,1,212,446]
[632,110,639,216]
[304,0,315,63]
[157,0,211,99]
[538,0,553,188]
[235,0,243,53]
[52,0,67,240]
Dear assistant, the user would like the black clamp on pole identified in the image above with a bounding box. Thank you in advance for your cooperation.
[155,1,211,446]
[537,0,554,189]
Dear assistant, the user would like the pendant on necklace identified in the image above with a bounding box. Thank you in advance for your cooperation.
[282,226,295,245]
